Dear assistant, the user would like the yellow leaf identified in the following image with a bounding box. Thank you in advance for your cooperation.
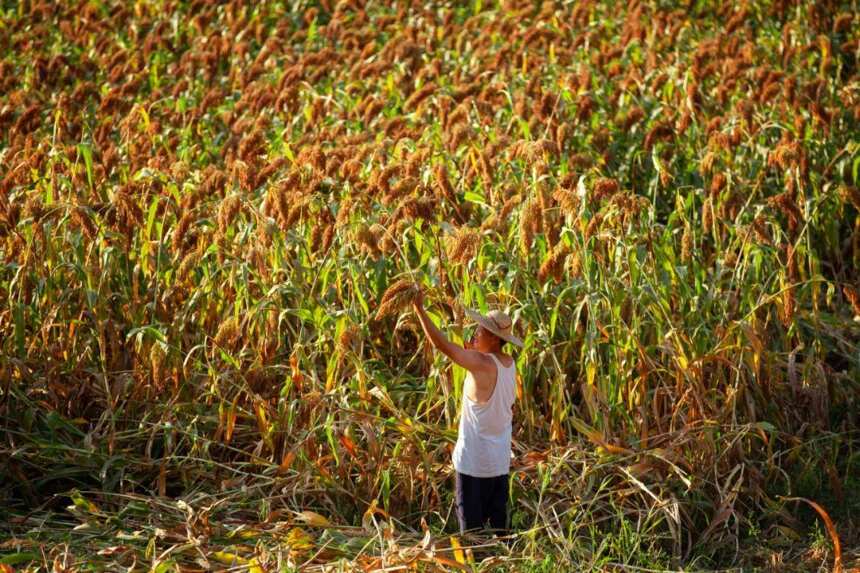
[224,398,238,444]
[450,535,466,565]
[284,527,314,557]
[135,104,150,132]
[286,527,313,547]
[601,443,632,455]
[255,401,270,436]
[571,418,633,455]
[395,416,415,434]
[237,529,261,540]
[296,510,331,527]
[248,557,264,573]
[784,497,842,572]
[70,490,100,514]
[570,417,603,446]
[211,551,248,566]
[362,499,378,529]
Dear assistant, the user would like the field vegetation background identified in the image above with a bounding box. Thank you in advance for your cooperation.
[1,0,859,570]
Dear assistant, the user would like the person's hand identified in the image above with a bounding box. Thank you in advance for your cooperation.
[412,283,425,310]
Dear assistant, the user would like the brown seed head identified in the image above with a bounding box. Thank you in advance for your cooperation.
[519,196,542,255]
[218,195,241,235]
[446,226,481,264]
[375,279,418,320]
[72,206,98,241]
[177,251,200,281]
[538,242,571,284]
[338,324,360,353]
[553,186,580,218]
[214,316,241,350]
[620,106,645,131]
[434,164,456,202]
[681,223,693,262]
[768,141,800,170]
[839,186,860,211]
[710,173,727,198]
[702,197,713,232]
[354,222,380,258]
[593,178,620,202]
[843,285,860,317]
[644,121,673,151]
[172,212,195,254]
[584,213,603,240]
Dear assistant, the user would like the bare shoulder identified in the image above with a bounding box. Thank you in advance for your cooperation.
[497,352,515,368]
[458,348,496,373]
[475,350,498,370]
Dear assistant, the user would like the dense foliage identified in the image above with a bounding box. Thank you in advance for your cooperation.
[1,0,858,570]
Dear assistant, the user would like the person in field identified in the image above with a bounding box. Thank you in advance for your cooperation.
[411,287,523,537]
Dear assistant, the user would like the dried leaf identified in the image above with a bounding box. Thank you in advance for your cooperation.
[783,497,842,573]
[296,510,332,527]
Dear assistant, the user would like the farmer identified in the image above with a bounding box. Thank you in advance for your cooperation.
[412,286,523,536]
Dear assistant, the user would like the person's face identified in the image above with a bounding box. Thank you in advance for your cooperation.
[466,324,500,352]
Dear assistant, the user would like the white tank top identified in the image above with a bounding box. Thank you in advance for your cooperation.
[452,353,517,477]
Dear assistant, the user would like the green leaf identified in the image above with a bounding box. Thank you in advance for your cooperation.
[283,142,295,163]
[352,270,369,315]
[146,197,159,240]
[325,413,340,467]
[13,302,25,357]
[463,190,487,205]
[853,155,860,185]
[381,468,391,512]
[292,308,314,323]
[219,348,240,368]
[307,17,318,44]
[126,325,168,345]
[69,489,100,514]
[550,285,577,337]
[1,553,39,565]
[518,117,531,139]
[153,559,178,573]
[141,197,160,276]
[755,421,777,433]
[77,142,101,200]
[472,284,487,313]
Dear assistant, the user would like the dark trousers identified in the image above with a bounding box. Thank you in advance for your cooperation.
[454,471,509,535]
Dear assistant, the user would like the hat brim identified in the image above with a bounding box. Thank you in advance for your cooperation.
[464,308,524,348]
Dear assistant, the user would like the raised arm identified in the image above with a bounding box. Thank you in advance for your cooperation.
[412,288,494,375]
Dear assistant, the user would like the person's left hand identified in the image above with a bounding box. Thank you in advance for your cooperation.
[412,283,425,310]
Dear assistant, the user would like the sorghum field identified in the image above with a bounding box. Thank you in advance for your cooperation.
[1,0,859,571]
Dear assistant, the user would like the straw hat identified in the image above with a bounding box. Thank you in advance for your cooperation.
[464,308,524,348]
